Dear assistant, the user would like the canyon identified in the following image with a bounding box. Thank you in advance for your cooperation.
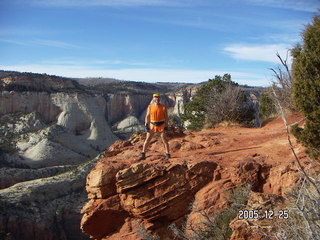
[0,71,278,240]
[0,72,195,240]
[0,72,192,168]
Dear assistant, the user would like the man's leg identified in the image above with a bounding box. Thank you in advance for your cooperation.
[139,130,154,159]
[160,131,170,159]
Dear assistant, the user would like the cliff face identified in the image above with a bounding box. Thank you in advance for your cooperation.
[0,91,62,123]
[0,91,118,168]
[106,94,152,124]
[167,87,195,116]
[1,73,161,168]
[80,114,308,240]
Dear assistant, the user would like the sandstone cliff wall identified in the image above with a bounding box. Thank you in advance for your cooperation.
[106,94,152,124]
[0,91,62,123]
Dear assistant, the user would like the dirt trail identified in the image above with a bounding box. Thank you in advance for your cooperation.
[162,114,303,165]
[141,113,309,194]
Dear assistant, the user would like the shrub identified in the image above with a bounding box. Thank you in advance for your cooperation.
[258,88,277,123]
[167,108,184,130]
[136,222,160,240]
[206,84,255,127]
[275,171,320,240]
[181,74,255,130]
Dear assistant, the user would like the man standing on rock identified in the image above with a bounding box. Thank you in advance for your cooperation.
[138,93,171,160]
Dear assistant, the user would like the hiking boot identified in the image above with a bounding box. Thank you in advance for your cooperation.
[138,152,146,160]
[165,153,171,160]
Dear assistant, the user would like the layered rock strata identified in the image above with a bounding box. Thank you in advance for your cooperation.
[81,156,217,239]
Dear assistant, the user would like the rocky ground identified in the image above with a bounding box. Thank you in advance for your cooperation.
[80,114,315,240]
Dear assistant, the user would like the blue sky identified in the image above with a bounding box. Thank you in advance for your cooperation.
[0,0,319,86]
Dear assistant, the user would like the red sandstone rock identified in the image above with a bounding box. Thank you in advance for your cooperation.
[81,114,309,240]
[81,196,129,239]
[116,161,217,222]
[86,159,128,199]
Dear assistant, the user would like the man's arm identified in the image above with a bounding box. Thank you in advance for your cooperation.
[145,106,150,125]
[164,106,168,127]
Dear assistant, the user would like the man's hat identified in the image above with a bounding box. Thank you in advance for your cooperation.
[153,93,160,98]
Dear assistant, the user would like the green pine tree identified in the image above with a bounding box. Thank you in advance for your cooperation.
[291,14,320,160]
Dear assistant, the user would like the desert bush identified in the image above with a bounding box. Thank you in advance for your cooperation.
[167,108,184,130]
[181,74,255,130]
[273,14,320,239]
[258,88,277,124]
[268,13,320,236]
[274,167,320,240]
[206,83,255,127]
[169,184,251,240]
[136,222,160,240]
[181,74,236,130]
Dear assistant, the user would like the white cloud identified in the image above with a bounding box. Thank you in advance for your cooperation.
[41,58,184,67]
[244,0,319,12]
[0,39,29,46]
[223,44,292,63]
[33,39,82,49]
[0,64,267,85]
[0,38,82,49]
[256,33,300,44]
[11,0,318,11]
[19,0,195,7]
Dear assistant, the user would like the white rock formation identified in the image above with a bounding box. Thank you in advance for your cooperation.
[52,92,117,150]
[22,139,86,168]
[113,115,144,134]
[1,91,118,168]
[173,94,186,116]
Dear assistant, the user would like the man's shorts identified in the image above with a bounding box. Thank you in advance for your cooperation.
[150,121,165,133]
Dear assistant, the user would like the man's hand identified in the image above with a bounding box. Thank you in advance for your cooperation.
[145,123,150,132]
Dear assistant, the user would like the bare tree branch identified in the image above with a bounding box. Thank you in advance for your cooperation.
[271,86,320,195]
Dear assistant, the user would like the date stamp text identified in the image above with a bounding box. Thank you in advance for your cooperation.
[238,209,289,220]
